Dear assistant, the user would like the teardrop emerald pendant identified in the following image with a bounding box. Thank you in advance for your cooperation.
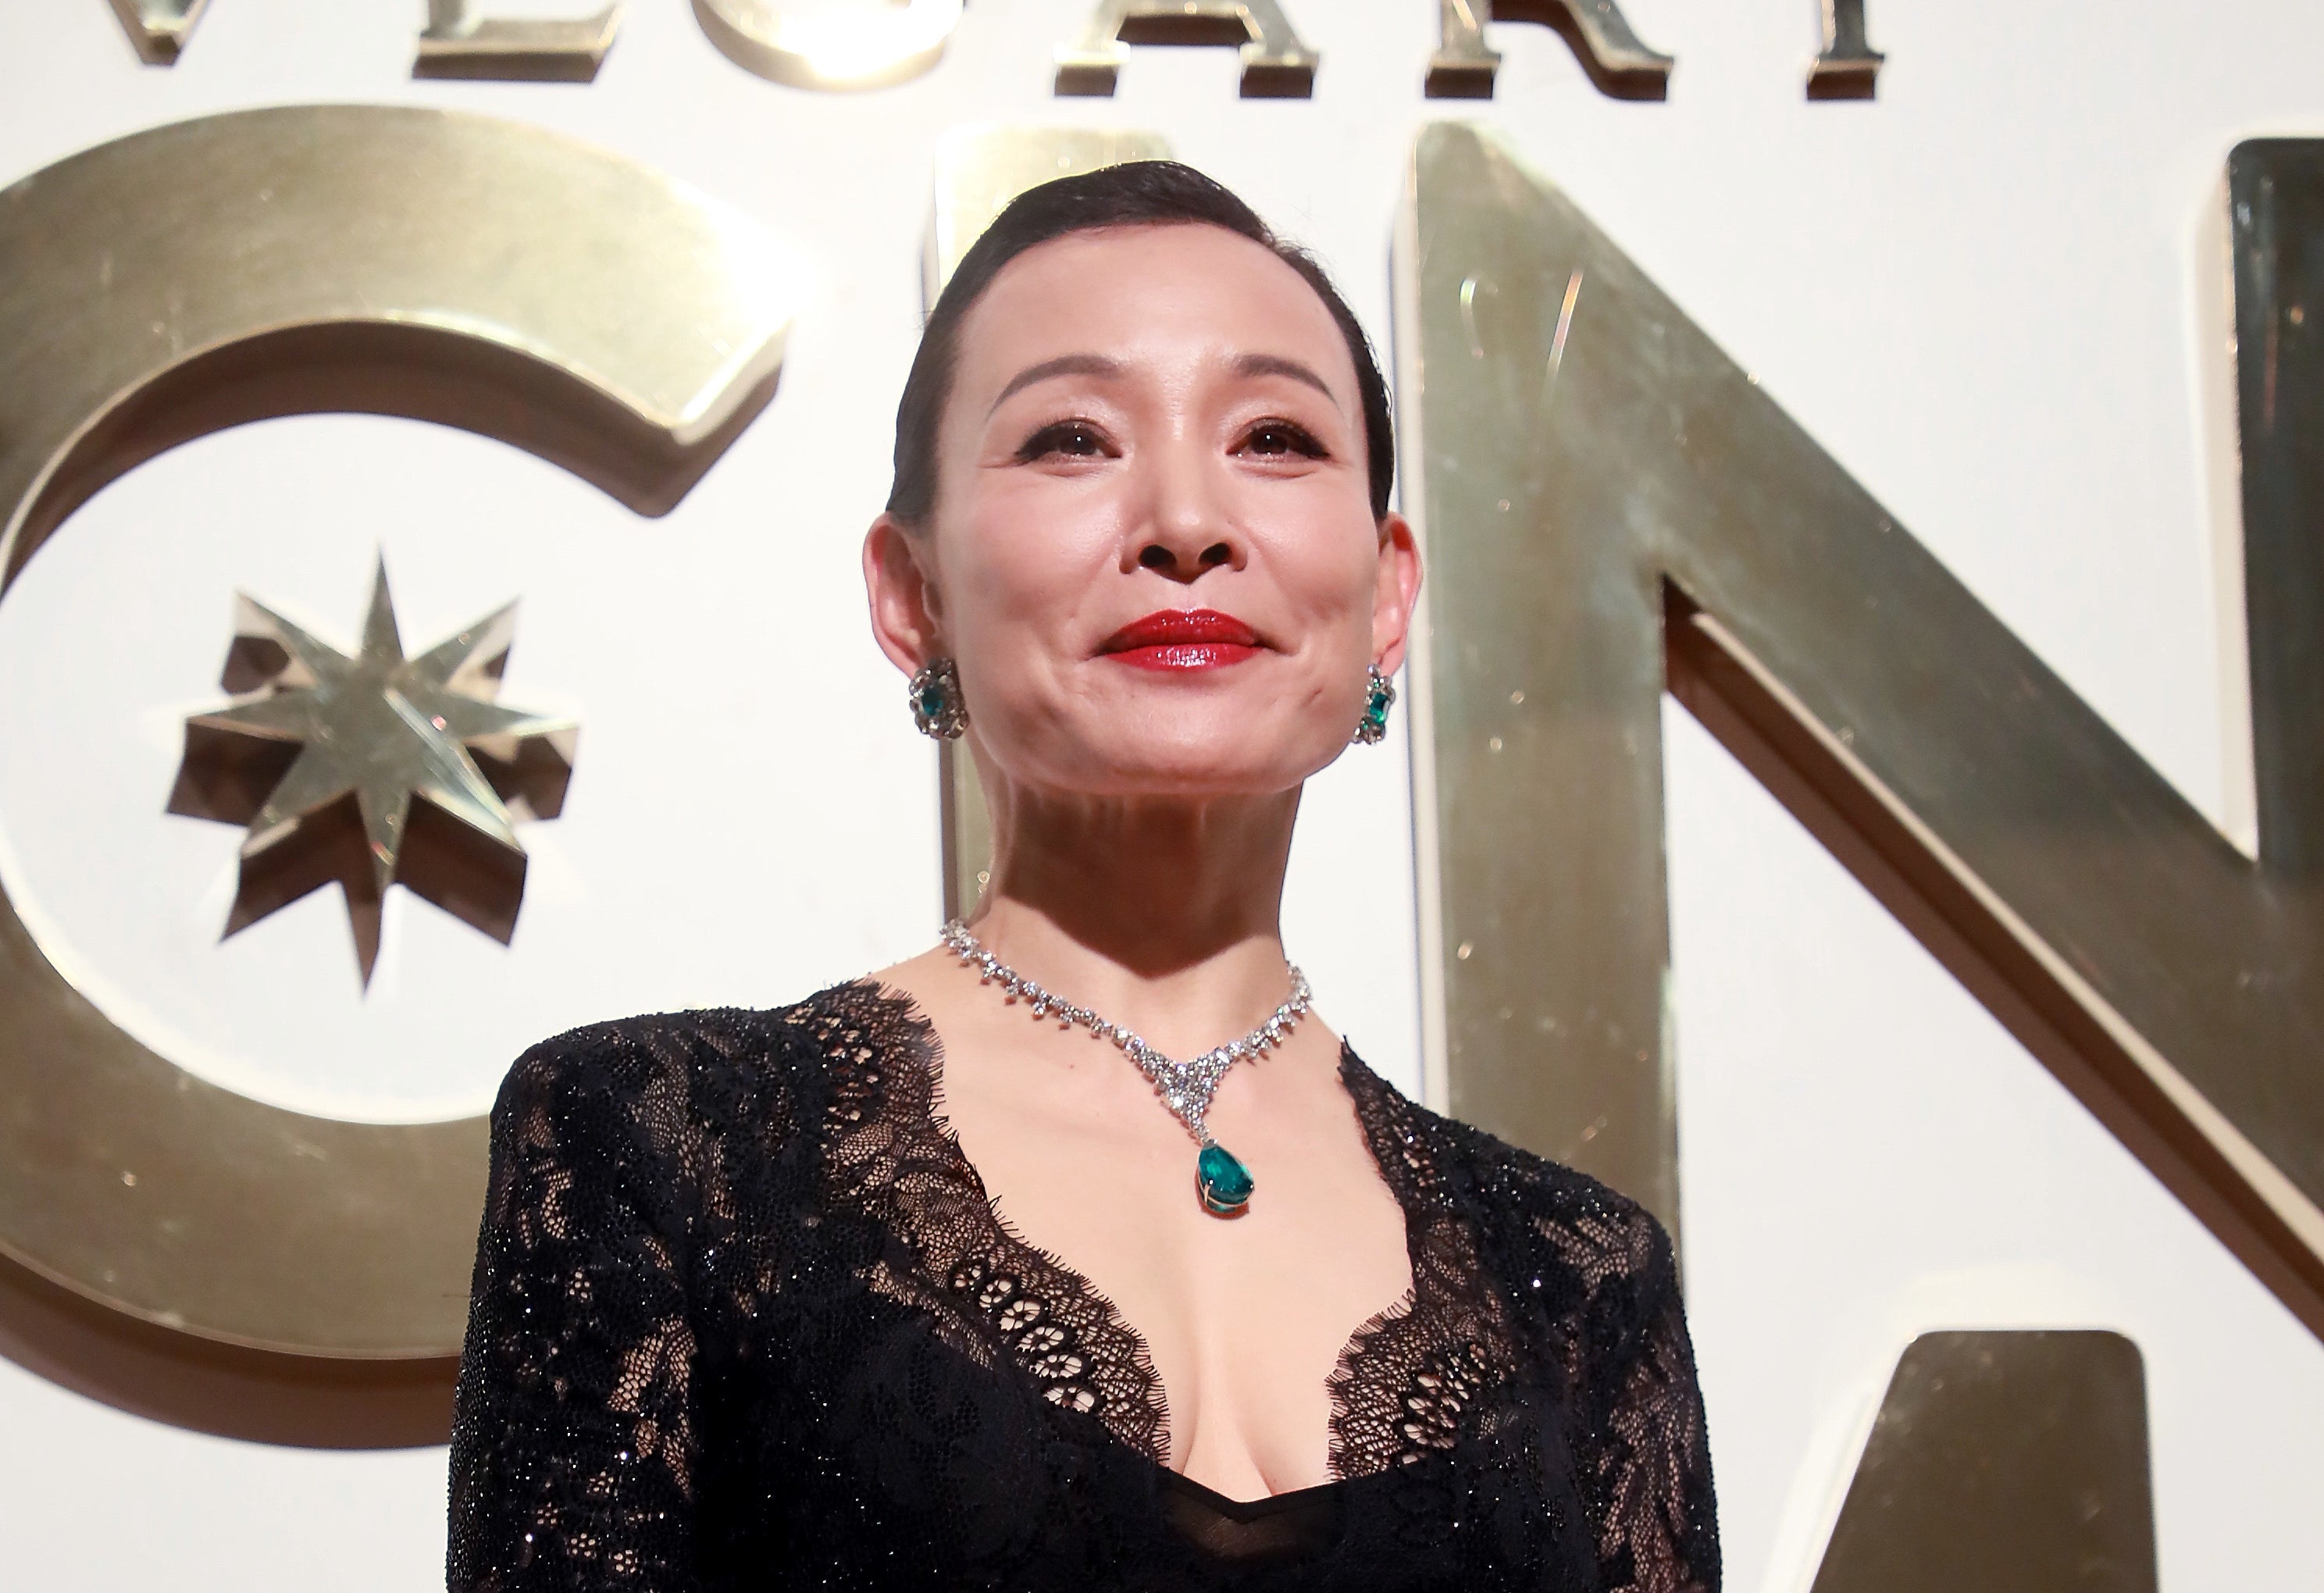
[937,922,1306,1221]
[1196,1142,1255,1216]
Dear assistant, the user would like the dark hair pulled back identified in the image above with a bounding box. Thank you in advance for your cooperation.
[886,160,1395,526]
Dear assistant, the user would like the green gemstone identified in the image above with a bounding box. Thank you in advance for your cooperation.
[1196,1143,1254,1215]
[1364,697,1389,731]
[919,688,946,718]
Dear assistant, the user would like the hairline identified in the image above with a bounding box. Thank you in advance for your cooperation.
[900,214,1386,534]
[971,255,1358,434]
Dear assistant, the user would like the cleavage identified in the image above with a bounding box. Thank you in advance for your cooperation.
[862,985,1419,1498]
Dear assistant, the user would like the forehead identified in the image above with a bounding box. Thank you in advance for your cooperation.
[953,222,1360,403]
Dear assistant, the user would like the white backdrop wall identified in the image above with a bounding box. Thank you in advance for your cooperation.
[1,1,2320,1587]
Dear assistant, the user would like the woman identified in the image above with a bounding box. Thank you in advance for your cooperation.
[447,162,1717,1591]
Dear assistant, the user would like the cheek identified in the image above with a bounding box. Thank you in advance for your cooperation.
[933,497,1114,686]
[1268,508,1385,632]
[964,503,1104,615]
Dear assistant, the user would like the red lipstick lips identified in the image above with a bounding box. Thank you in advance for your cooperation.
[1098,609,1262,671]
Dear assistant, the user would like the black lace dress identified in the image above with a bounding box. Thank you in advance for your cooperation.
[446,983,1719,1591]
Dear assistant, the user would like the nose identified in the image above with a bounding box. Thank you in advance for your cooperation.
[1130,433,1244,583]
[1137,539,1232,579]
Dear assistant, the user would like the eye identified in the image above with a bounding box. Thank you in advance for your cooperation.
[1238,420,1329,459]
[1017,421,1116,462]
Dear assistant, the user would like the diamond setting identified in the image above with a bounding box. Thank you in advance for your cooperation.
[940,920,1311,1217]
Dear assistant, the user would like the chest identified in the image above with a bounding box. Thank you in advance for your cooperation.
[943,1059,1416,1491]
[685,1008,1598,1589]
[697,1203,1594,1593]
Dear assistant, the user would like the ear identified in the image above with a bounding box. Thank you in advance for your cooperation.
[1369,512,1424,676]
[863,514,946,676]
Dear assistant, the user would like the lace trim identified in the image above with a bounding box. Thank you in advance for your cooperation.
[793,981,1515,1483]
[800,981,1171,1461]
[1326,1053,1517,1477]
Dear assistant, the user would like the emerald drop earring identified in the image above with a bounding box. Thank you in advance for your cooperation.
[910,658,968,739]
[1352,664,1395,745]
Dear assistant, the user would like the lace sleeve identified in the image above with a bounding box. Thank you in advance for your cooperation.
[447,1032,701,1593]
[1567,1204,1720,1593]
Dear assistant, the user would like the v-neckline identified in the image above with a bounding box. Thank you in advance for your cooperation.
[868,979,1428,1506]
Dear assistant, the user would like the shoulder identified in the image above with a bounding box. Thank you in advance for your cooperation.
[1470,1125,1673,1278]
[497,1005,773,1114]
[494,982,913,1143]
[1346,1053,1675,1292]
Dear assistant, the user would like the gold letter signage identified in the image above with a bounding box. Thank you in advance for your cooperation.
[694,0,965,90]
[104,0,1882,97]
[0,105,790,1419]
[1401,122,2324,1331]
[415,0,625,82]
[106,0,206,64]
[108,0,626,79]
[1811,1332,2156,1592]
[1054,0,1320,97]
[1809,0,1884,98]
[1425,0,1674,100]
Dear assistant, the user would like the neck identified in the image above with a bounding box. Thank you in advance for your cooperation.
[965,784,1302,1060]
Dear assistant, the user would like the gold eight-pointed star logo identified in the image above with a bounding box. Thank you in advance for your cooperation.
[172,558,577,985]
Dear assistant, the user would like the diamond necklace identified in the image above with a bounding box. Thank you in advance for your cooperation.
[940,920,1312,1217]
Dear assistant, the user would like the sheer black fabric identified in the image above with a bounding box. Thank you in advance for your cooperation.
[447,982,1719,1591]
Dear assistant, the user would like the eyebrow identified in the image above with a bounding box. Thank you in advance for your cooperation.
[987,354,1123,416]
[983,350,1342,417]
[1233,352,1340,408]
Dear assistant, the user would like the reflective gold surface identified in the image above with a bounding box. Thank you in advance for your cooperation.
[1425,0,1674,101]
[927,125,1173,919]
[1396,127,1677,1226]
[1810,1332,2156,1593]
[1808,0,1883,99]
[107,0,209,66]
[178,560,578,985]
[1055,0,1318,98]
[2229,144,2324,914]
[1403,123,2324,1326]
[0,105,789,1364]
[415,1,624,84]
[0,1244,455,1447]
[694,0,962,91]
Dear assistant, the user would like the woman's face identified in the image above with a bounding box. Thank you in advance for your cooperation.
[867,222,1420,801]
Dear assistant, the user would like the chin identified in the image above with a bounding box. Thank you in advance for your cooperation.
[1060,723,1346,799]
